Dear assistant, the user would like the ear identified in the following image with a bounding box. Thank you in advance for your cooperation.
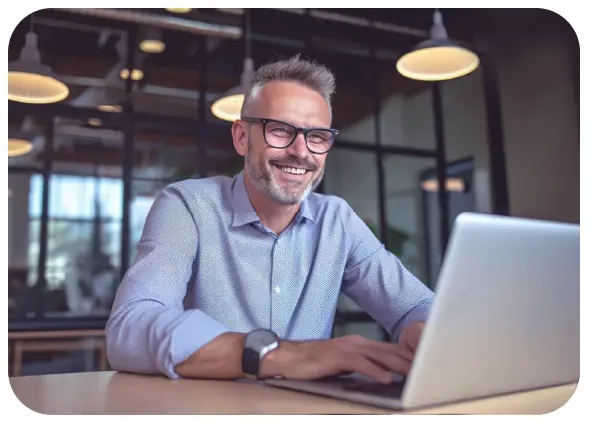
[231,120,248,157]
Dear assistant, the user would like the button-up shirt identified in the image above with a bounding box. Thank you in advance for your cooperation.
[106,171,434,379]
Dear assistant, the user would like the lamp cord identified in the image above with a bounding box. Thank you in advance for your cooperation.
[244,9,251,58]
[30,12,34,32]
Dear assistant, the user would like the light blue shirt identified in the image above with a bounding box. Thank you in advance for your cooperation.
[106,171,434,379]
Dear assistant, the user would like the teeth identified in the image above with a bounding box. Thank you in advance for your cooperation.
[278,166,306,175]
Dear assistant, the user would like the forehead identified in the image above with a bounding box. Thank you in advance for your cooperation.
[248,81,331,127]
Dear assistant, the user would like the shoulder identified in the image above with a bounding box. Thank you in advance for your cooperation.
[161,175,233,201]
[308,192,379,245]
[152,175,235,217]
[307,192,363,226]
[309,191,348,210]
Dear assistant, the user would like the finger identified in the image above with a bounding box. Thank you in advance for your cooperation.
[360,338,415,361]
[364,348,412,375]
[340,335,414,360]
[351,357,395,384]
[334,336,413,376]
[352,339,414,374]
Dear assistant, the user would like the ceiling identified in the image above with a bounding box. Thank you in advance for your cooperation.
[8,8,482,179]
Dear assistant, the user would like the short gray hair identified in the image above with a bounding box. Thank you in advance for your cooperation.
[241,54,336,117]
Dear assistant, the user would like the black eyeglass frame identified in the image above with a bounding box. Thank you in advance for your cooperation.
[240,116,339,154]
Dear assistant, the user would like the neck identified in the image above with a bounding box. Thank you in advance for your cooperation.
[243,174,300,235]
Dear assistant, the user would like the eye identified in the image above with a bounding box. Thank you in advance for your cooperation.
[267,122,294,138]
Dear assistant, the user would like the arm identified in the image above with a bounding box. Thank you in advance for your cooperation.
[340,208,434,341]
[106,184,235,379]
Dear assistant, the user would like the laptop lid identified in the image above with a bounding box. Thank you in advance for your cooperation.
[401,212,580,409]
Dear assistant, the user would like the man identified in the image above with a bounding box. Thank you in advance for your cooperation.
[106,55,434,385]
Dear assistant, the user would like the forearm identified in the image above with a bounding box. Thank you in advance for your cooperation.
[175,333,314,380]
[174,332,247,379]
[106,301,231,379]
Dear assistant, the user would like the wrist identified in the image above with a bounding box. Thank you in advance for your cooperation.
[258,340,297,379]
[399,321,424,338]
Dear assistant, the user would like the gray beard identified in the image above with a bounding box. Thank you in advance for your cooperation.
[245,138,324,205]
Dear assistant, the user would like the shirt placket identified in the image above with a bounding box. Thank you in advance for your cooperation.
[270,234,283,333]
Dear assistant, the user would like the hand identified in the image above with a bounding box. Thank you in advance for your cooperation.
[398,322,425,354]
[259,334,414,384]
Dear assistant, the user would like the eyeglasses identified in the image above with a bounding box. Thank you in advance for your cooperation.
[241,116,338,154]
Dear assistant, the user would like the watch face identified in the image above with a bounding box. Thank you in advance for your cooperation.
[247,329,278,351]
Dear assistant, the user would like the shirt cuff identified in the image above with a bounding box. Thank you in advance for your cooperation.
[392,298,433,341]
[158,309,232,379]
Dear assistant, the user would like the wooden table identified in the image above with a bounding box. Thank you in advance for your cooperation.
[9,371,576,414]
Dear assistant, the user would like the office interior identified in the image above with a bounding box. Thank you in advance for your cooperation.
[7,8,579,377]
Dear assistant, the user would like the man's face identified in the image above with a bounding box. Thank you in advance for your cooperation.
[234,81,331,205]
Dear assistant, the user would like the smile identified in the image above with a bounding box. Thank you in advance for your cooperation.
[273,164,310,175]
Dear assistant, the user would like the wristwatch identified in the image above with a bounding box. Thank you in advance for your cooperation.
[241,328,280,380]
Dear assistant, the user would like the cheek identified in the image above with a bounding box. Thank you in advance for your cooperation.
[249,135,268,157]
[260,147,280,163]
[314,156,327,169]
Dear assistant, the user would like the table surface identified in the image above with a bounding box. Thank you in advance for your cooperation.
[9,371,577,415]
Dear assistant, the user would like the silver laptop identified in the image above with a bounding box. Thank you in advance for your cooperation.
[263,212,580,410]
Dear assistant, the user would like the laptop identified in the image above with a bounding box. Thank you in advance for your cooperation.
[263,212,580,410]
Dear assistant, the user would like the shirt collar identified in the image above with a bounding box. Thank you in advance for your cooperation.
[230,171,317,228]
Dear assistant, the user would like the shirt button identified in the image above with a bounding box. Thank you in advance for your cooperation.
[274,286,281,294]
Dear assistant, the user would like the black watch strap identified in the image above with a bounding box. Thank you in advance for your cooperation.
[241,346,261,379]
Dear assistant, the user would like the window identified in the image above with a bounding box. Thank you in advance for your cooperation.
[27,174,123,315]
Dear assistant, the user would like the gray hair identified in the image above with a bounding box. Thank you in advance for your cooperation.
[241,54,336,117]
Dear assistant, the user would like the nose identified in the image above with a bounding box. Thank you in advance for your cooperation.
[285,131,309,158]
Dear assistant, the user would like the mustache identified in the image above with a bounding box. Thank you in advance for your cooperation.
[269,157,318,171]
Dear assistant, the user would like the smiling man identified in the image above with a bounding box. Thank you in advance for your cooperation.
[106,55,434,384]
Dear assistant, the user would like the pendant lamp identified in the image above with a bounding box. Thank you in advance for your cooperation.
[211,10,254,122]
[421,177,465,192]
[396,9,479,81]
[166,8,191,13]
[8,31,69,103]
[211,57,255,122]
[8,138,33,157]
[139,26,166,54]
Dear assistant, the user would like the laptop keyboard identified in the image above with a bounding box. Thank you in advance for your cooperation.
[341,379,405,398]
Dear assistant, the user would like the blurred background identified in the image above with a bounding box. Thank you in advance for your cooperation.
[7,8,579,376]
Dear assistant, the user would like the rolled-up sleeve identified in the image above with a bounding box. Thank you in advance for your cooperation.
[341,207,435,341]
[106,184,231,379]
